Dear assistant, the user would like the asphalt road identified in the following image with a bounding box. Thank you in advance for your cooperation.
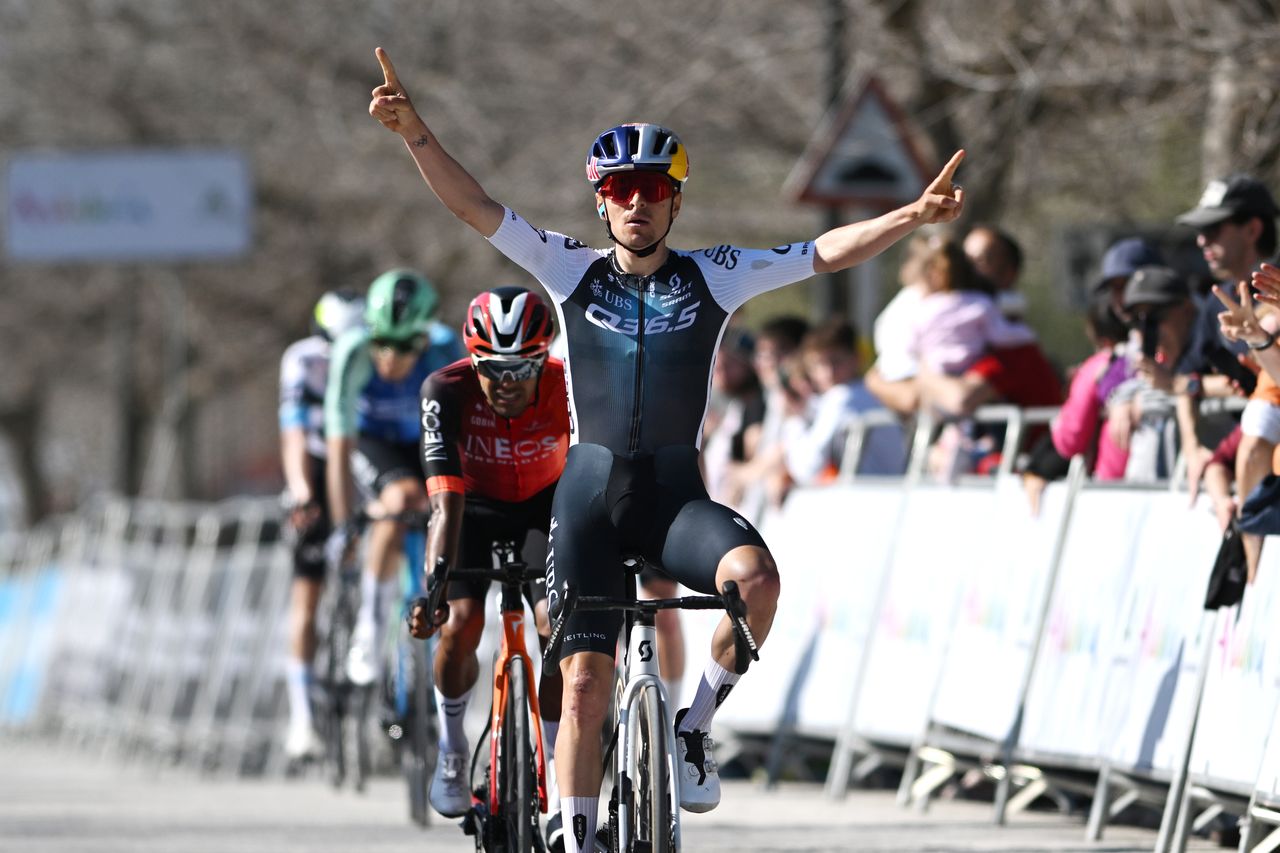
[0,736,1213,852]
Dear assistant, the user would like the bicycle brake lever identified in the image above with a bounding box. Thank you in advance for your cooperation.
[720,580,760,674]
[542,584,576,677]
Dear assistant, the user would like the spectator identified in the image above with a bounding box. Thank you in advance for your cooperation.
[1174,176,1277,490]
[1109,266,1198,483]
[1022,285,1134,510]
[864,234,934,415]
[964,224,1026,320]
[1178,175,1280,575]
[782,321,905,485]
[722,316,810,518]
[702,328,765,509]
[908,239,1037,378]
[1094,237,1165,323]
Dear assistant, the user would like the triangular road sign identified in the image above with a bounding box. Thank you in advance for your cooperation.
[785,76,934,209]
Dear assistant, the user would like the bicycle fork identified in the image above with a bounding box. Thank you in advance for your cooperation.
[615,617,680,851]
[488,606,549,815]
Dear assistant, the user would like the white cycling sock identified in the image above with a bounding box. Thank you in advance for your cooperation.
[285,657,312,727]
[678,659,739,733]
[561,795,598,853]
[435,686,472,753]
[356,571,379,639]
[376,578,399,629]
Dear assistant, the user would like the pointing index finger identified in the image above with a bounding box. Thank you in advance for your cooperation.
[932,149,966,190]
[375,47,401,89]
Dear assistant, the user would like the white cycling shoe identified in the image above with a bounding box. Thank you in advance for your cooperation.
[284,719,323,760]
[430,749,471,817]
[673,708,721,813]
[345,628,379,687]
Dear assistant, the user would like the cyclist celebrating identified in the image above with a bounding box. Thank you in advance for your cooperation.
[278,289,365,759]
[369,47,963,851]
[407,286,569,828]
[325,268,463,688]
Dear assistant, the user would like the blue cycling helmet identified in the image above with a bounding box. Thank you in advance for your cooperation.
[585,123,689,191]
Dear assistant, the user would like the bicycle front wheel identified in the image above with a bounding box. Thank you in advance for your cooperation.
[628,684,675,853]
[499,659,536,852]
[404,635,437,826]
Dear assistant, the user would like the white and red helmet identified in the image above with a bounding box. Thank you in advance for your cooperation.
[462,286,555,359]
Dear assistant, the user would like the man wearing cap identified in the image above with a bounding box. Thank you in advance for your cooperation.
[1177,175,1280,573]
[1109,266,1199,482]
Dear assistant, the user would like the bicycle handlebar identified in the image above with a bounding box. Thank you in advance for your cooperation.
[541,580,760,677]
[409,552,545,636]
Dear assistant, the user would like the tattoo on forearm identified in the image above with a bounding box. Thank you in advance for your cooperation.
[413,135,429,148]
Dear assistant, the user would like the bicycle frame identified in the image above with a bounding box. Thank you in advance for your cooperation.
[487,561,549,816]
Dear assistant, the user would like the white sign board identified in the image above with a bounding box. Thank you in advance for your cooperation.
[6,150,251,261]
[785,76,933,209]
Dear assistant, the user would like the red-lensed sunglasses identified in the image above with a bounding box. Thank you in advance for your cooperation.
[599,172,675,205]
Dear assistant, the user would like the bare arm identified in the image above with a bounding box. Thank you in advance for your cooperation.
[1224,276,1280,385]
[863,366,920,417]
[424,490,464,578]
[813,151,966,275]
[326,435,356,525]
[368,47,504,238]
[281,427,314,506]
[916,368,997,417]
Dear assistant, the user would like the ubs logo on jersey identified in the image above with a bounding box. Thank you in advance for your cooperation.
[590,280,603,297]
[601,288,632,311]
[585,301,701,336]
[703,245,740,269]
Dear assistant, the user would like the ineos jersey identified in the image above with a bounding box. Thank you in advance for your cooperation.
[419,357,570,503]
[488,208,816,453]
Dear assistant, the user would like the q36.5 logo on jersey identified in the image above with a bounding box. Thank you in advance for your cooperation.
[585,301,700,336]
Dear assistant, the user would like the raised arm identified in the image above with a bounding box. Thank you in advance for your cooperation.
[813,150,966,275]
[368,47,504,237]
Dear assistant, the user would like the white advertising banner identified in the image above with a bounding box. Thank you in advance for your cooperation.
[1189,544,1280,792]
[6,149,251,261]
[1098,494,1219,776]
[1252,696,1280,806]
[852,484,974,745]
[1019,489,1153,763]
[694,484,905,737]
[928,475,1070,744]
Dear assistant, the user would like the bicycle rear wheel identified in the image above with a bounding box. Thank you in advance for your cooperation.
[498,659,536,852]
[627,684,675,853]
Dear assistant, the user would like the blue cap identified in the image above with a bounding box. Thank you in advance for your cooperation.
[1101,238,1164,282]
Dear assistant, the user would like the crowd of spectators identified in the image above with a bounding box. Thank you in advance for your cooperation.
[699,172,1280,570]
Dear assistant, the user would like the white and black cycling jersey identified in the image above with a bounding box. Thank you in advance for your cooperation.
[488,208,817,455]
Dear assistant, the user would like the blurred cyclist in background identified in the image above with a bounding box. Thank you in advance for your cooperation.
[324,269,463,688]
[278,289,365,759]
[407,286,570,830]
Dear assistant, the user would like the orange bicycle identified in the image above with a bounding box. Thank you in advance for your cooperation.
[420,539,550,852]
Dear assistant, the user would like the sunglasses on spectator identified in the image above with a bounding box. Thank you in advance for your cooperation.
[474,356,545,383]
[599,172,676,205]
[371,335,426,355]
[1198,215,1252,242]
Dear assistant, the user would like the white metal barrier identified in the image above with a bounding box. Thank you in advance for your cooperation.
[0,496,293,776]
